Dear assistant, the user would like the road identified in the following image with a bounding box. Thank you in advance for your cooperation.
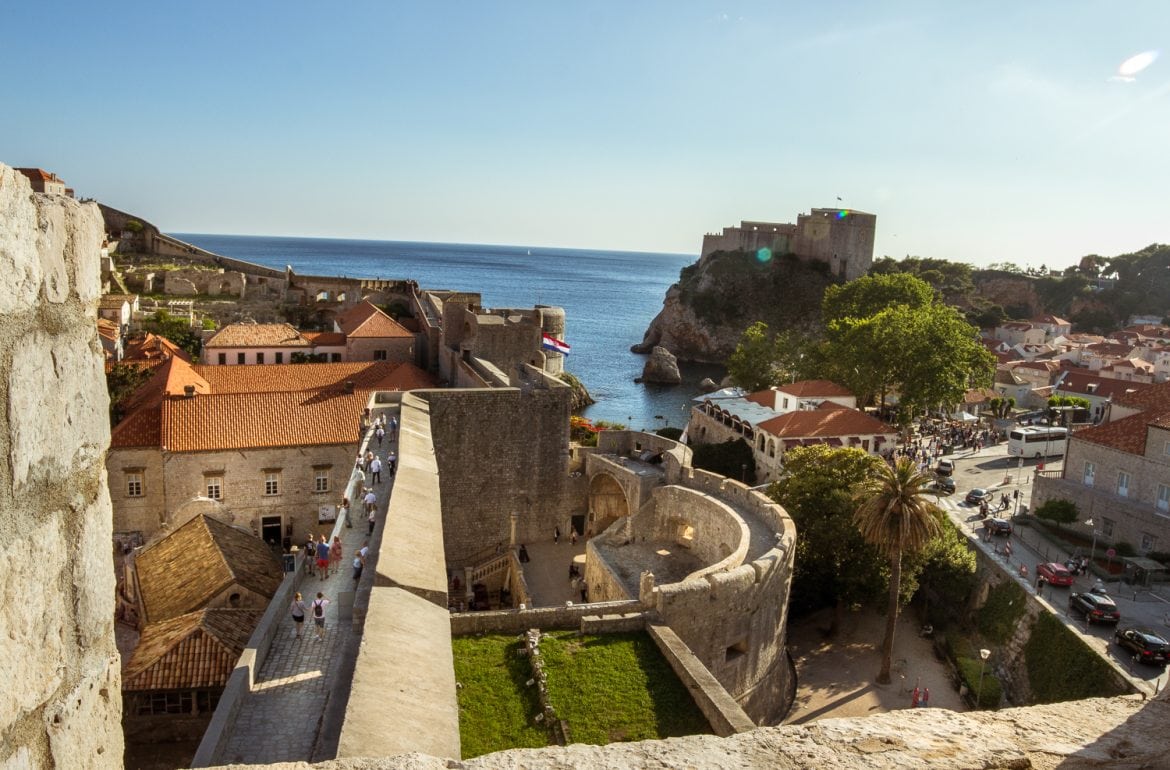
[927,440,1170,696]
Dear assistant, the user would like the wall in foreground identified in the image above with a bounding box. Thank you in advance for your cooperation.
[0,163,123,766]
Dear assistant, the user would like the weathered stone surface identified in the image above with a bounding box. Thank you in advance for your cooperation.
[632,285,739,363]
[699,377,719,393]
[211,696,1166,769]
[640,346,682,385]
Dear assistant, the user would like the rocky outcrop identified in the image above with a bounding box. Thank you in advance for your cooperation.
[0,163,123,766]
[971,272,1043,318]
[211,695,1167,769]
[639,346,681,384]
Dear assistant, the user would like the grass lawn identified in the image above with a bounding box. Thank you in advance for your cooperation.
[452,631,712,757]
[540,631,712,745]
[452,635,548,758]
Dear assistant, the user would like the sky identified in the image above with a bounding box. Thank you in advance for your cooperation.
[2,2,1168,267]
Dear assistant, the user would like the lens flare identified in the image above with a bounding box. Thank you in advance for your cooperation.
[756,247,772,263]
[1118,50,1158,78]
[836,209,849,219]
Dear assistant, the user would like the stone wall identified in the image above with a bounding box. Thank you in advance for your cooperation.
[0,163,123,766]
[449,599,644,635]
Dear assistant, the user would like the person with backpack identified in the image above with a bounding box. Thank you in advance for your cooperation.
[311,592,330,640]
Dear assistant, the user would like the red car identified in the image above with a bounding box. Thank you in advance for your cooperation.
[1037,562,1074,587]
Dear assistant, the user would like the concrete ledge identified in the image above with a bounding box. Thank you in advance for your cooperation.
[450,599,644,636]
[580,613,646,634]
[338,587,460,760]
[647,622,756,737]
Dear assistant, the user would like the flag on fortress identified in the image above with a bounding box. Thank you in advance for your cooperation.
[542,333,571,355]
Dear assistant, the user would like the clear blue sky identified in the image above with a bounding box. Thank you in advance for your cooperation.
[2,2,1167,266]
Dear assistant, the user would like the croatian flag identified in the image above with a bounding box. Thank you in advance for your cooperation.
[542,333,571,355]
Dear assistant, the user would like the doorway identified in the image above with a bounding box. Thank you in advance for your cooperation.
[261,516,283,554]
[571,514,586,539]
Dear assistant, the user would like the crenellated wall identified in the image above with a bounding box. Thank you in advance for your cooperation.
[0,163,123,766]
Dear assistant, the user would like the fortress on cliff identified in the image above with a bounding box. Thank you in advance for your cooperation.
[701,207,876,281]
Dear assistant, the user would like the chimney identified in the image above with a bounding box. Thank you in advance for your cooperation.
[344,380,355,394]
[183,385,196,398]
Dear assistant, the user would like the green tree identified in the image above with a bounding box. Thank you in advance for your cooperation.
[726,321,779,392]
[1034,499,1079,527]
[907,517,977,627]
[691,438,755,481]
[141,310,202,358]
[769,446,886,632]
[853,458,943,684]
[822,273,935,324]
[105,362,153,426]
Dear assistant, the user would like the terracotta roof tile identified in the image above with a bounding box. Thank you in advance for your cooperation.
[303,331,347,346]
[195,361,431,394]
[136,515,283,624]
[205,323,312,348]
[757,407,893,439]
[123,333,191,365]
[774,379,854,398]
[123,608,263,691]
[1055,371,1151,402]
[1070,412,1156,455]
[336,301,414,339]
[1114,380,1170,411]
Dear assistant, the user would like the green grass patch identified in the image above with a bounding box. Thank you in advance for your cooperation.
[451,635,548,758]
[540,631,711,745]
[1024,612,1128,703]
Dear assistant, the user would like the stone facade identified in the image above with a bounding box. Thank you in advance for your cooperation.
[0,163,123,766]
[438,298,567,384]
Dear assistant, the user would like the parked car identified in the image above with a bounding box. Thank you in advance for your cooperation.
[933,476,956,494]
[1114,626,1170,666]
[985,518,1013,536]
[936,459,954,477]
[1069,591,1121,625]
[966,487,989,505]
[1036,562,1074,586]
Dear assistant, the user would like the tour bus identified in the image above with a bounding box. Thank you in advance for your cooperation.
[1007,426,1069,458]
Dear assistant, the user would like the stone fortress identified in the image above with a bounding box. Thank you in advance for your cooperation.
[4,162,1169,769]
[701,207,877,281]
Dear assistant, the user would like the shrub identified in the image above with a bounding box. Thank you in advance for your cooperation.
[956,655,1002,709]
[691,437,756,481]
[656,427,683,441]
[1034,499,1079,527]
[1024,612,1127,703]
[977,581,1026,645]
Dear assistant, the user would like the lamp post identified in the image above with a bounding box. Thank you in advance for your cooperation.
[977,648,991,709]
[1085,518,1099,565]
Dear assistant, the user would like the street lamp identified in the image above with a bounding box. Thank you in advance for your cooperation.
[1085,518,1100,564]
[977,648,991,709]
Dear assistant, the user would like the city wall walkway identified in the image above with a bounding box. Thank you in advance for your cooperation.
[215,419,398,764]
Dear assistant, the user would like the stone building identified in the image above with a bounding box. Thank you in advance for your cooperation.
[435,294,568,386]
[333,299,416,362]
[15,166,69,195]
[700,207,876,281]
[202,322,314,364]
[1033,381,1170,553]
[107,357,436,544]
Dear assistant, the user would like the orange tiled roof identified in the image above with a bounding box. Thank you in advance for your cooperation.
[123,333,192,365]
[204,323,312,348]
[1054,371,1150,402]
[136,515,283,624]
[775,379,854,398]
[1113,379,1170,412]
[303,331,347,346]
[1071,411,1155,456]
[97,318,120,340]
[1031,314,1070,326]
[123,608,263,691]
[336,301,414,339]
[15,167,61,182]
[195,361,427,394]
[757,406,893,438]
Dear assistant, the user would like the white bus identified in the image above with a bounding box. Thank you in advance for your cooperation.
[1007,426,1069,458]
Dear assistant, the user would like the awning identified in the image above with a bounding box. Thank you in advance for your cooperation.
[782,439,802,449]
[951,411,979,423]
[802,438,823,446]
[827,438,843,447]
[848,437,863,445]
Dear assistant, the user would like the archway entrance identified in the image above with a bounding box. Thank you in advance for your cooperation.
[588,473,629,535]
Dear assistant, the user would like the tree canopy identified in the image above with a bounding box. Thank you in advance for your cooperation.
[822,272,935,324]
[141,310,202,358]
[726,321,779,392]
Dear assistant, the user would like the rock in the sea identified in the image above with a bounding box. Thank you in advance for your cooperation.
[698,377,719,393]
[641,346,682,385]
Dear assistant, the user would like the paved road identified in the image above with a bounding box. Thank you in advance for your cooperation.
[930,441,1170,695]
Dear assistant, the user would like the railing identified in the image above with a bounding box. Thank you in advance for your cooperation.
[468,551,511,585]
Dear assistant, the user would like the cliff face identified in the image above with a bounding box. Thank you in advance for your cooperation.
[634,251,835,364]
[0,164,123,765]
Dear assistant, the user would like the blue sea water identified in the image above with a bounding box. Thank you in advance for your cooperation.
[174,234,722,430]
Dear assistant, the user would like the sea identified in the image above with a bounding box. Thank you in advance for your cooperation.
[174,234,723,431]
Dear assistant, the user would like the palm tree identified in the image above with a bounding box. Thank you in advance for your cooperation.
[853,457,943,684]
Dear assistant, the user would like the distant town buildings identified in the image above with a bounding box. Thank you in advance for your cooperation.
[15,167,70,196]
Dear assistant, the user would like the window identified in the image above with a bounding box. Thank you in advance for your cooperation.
[264,472,281,496]
[1117,471,1130,498]
[256,352,265,364]
[237,352,245,364]
[374,350,388,361]
[126,473,143,497]
[275,352,283,364]
[206,476,222,500]
[1140,533,1157,554]
[1158,484,1170,514]
[217,353,226,365]
[1083,461,1095,487]
[725,639,748,664]
[1101,517,1114,537]
[1164,440,1170,457]
[314,470,330,493]
[331,353,341,362]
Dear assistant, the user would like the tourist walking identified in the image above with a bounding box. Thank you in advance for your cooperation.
[364,488,377,513]
[316,535,331,581]
[554,526,560,544]
[387,450,397,475]
[290,592,307,638]
[303,535,316,575]
[352,549,364,586]
[369,455,382,485]
[311,592,330,640]
[368,506,377,535]
[329,535,343,575]
[375,424,385,446]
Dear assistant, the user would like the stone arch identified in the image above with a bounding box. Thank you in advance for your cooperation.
[588,473,630,535]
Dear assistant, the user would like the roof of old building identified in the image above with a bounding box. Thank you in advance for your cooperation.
[122,332,191,366]
[774,379,854,398]
[15,167,61,182]
[1114,379,1170,411]
[98,295,133,310]
[136,515,282,624]
[1053,371,1150,402]
[336,301,414,339]
[757,404,894,439]
[1069,411,1154,456]
[110,358,436,449]
[1031,314,1071,326]
[204,323,312,349]
[963,387,999,404]
[303,331,347,346]
[123,608,263,692]
[97,318,119,340]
